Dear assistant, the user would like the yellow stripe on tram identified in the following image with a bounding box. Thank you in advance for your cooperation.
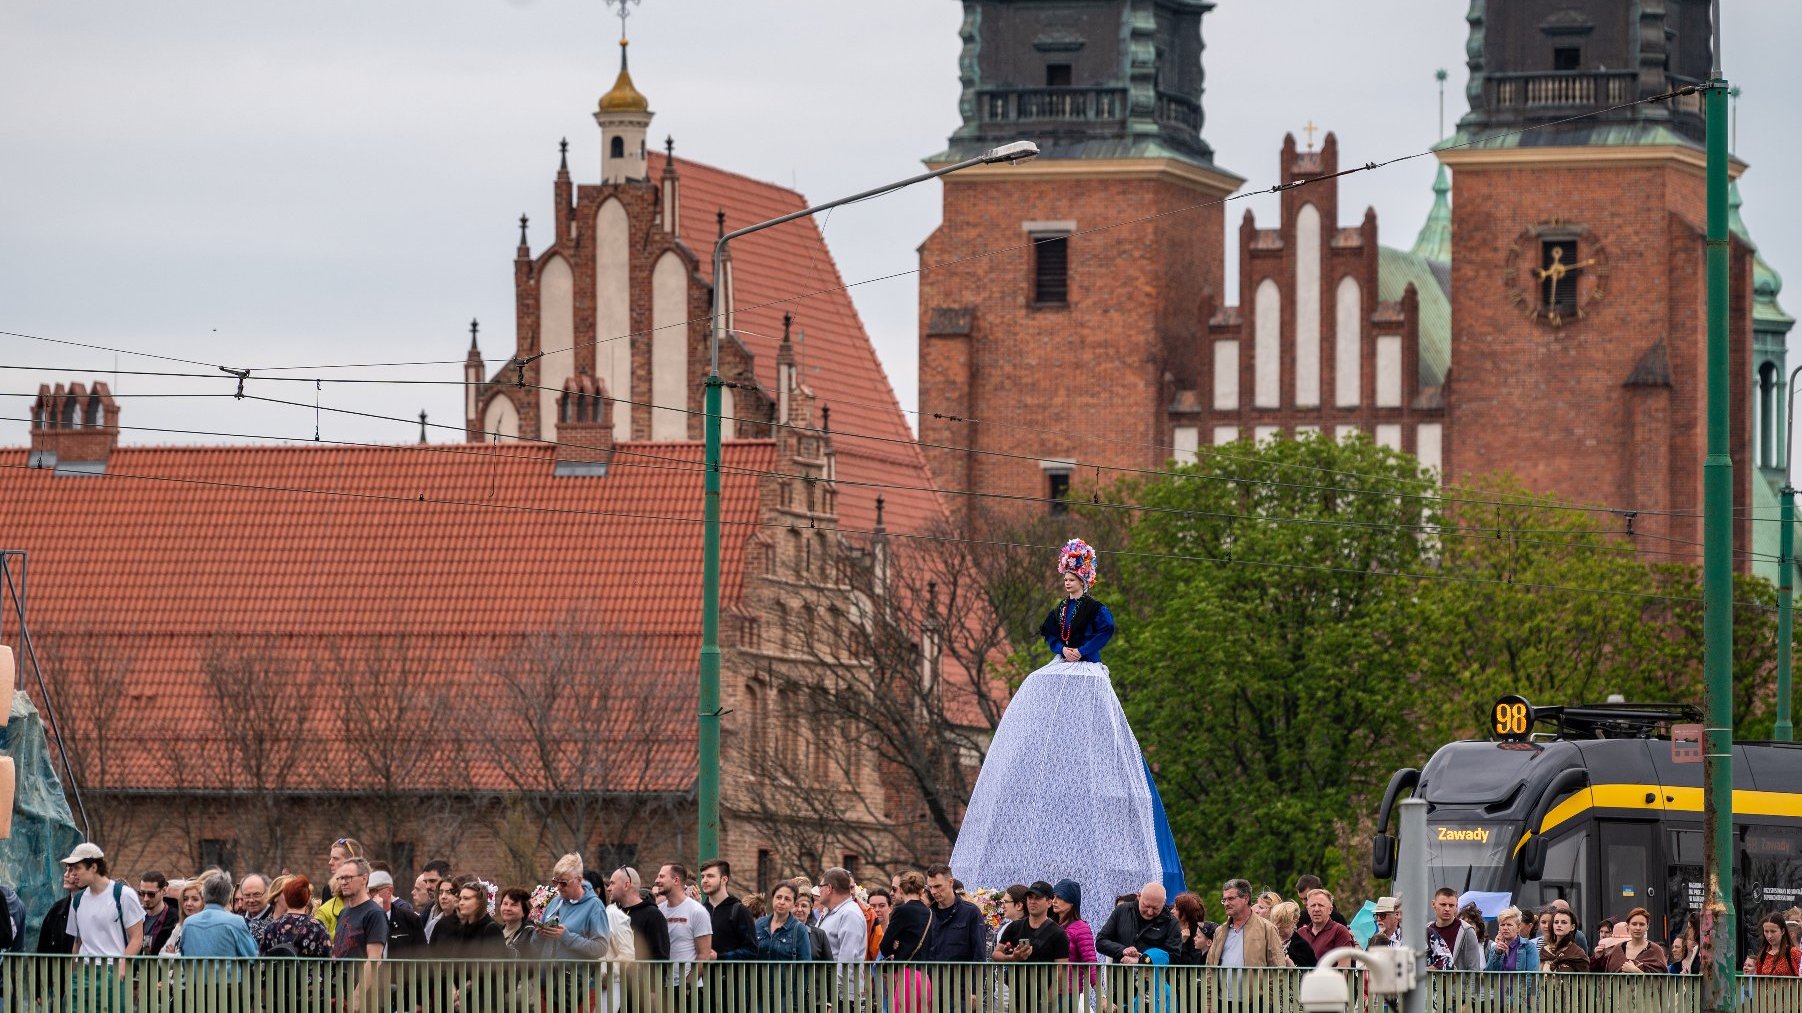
[1511,783,1802,854]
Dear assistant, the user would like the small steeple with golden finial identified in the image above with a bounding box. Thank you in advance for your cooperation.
[595,0,653,184]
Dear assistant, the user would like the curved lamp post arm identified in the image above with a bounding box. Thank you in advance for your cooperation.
[694,139,1037,860]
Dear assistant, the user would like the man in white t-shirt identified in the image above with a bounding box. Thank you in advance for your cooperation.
[654,863,713,984]
[64,842,145,962]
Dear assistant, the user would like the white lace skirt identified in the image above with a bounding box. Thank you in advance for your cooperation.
[949,660,1167,915]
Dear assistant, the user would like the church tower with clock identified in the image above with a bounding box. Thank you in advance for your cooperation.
[1441,0,1758,558]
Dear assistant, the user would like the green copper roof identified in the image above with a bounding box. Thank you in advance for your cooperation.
[1377,246,1451,389]
[1410,164,1453,264]
[1440,121,1702,153]
[1730,181,1794,330]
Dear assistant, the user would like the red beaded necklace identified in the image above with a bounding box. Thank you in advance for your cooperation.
[1059,595,1083,644]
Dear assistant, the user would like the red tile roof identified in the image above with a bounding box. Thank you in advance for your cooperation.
[652,153,950,538]
[0,440,776,792]
[1,159,974,797]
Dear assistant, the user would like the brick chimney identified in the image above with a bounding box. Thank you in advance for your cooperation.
[29,381,119,471]
[552,373,613,476]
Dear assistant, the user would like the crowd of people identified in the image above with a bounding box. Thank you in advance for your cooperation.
[22,838,1802,991]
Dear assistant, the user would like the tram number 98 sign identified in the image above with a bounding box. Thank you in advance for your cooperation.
[1492,695,1534,741]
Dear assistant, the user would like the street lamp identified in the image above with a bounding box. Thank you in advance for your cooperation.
[694,140,1040,861]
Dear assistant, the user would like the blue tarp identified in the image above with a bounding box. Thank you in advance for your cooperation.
[0,691,83,945]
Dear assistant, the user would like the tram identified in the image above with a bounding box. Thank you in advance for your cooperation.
[1371,697,1802,954]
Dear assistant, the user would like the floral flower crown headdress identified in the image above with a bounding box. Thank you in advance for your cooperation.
[1058,537,1098,589]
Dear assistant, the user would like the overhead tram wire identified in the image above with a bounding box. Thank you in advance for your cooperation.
[2,86,1717,527]
[0,408,1645,566]
[0,361,1715,532]
[212,81,1698,376]
[0,329,219,370]
[1,454,1753,614]
[0,89,1714,484]
[0,369,1745,563]
[0,380,1712,549]
[720,323,1713,527]
[3,82,1699,381]
[0,392,1778,568]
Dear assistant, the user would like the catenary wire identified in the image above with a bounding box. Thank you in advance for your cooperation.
[502,83,1714,367]
[5,455,1762,614]
[0,392,1780,568]
[3,83,1710,380]
[0,85,1756,543]
[0,363,1718,529]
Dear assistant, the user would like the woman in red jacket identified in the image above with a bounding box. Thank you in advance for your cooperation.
[1743,913,1801,977]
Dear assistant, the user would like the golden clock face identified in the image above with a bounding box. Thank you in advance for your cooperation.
[1503,219,1610,329]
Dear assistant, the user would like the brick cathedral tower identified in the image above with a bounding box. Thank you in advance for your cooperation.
[1441,0,1757,560]
[917,0,1241,520]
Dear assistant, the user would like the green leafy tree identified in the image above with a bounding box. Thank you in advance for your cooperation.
[1414,479,1777,739]
[1101,441,1779,898]
[1108,434,1439,893]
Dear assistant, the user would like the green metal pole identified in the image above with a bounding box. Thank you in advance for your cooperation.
[1781,483,1796,742]
[699,370,723,863]
[1701,50,1736,1013]
[695,142,1037,862]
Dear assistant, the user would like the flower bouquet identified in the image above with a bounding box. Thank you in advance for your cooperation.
[969,887,1007,935]
[528,884,558,923]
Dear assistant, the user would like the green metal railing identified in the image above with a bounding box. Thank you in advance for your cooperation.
[0,958,1799,1013]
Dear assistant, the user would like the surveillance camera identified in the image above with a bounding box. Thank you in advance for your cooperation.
[1304,966,1347,1002]
[1298,968,1351,1013]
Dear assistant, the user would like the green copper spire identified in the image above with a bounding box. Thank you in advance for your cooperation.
[1411,163,1453,264]
[1731,181,1794,328]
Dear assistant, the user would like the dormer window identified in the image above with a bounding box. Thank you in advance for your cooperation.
[1045,63,1072,87]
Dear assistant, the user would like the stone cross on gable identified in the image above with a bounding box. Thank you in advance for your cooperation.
[605,0,641,40]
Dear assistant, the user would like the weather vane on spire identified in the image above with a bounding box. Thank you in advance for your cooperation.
[605,0,641,42]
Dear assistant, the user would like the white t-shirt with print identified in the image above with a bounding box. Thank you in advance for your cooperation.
[659,895,712,962]
[68,879,146,957]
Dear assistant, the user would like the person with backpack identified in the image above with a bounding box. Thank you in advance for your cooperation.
[62,841,145,1008]
[64,843,145,959]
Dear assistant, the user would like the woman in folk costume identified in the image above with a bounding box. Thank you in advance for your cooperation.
[950,539,1185,917]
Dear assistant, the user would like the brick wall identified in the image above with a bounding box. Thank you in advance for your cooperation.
[1444,151,1755,561]
[918,164,1230,517]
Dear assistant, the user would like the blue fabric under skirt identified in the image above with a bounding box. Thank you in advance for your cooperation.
[949,660,1185,911]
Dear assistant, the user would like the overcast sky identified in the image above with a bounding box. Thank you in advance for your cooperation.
[3,0,1797,448]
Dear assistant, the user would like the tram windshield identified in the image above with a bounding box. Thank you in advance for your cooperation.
[1424,820,1518,894]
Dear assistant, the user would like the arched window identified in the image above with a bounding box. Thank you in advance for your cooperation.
[83,398,101,427]
[59,396,77,428]
[1760,362,1779,469]
[610,135,625,159]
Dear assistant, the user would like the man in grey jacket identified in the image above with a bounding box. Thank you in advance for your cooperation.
[1426,888,1482,970]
